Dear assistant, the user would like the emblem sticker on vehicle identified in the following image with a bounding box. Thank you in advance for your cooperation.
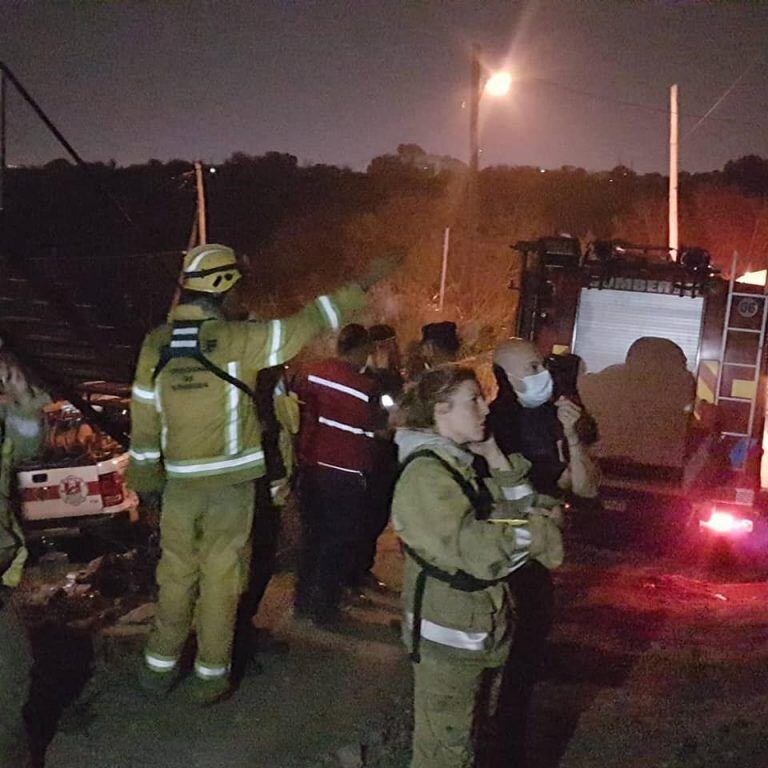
[59,475,87,506]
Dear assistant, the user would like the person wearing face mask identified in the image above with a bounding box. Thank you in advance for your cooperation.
[392,366,560,768]
[489,339,598,499]
[486,338,598,768]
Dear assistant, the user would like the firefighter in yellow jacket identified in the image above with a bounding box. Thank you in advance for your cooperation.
[1,352,50,763]
[128,243,392,703]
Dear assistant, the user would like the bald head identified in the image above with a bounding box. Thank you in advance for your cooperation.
[494,339,554,407]
[494,339,544,386]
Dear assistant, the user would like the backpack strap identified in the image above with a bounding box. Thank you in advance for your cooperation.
[152,320,257,400]
[396,449,505,662]
[397,449,493,519]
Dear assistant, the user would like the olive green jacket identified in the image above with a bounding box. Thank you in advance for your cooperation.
[488,453,564,571]
[0,387,51,466]
[128,284,365,492]
[0,438,27,588]
[392,429,540,660]
[0,387,48,588]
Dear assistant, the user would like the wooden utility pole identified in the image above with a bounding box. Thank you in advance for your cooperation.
[669,84,679,260]
[194,160,207,245]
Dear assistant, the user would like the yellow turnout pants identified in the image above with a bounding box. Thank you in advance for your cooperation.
[145,479,254,680]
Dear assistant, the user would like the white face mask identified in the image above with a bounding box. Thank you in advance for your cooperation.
[513,369,553,408]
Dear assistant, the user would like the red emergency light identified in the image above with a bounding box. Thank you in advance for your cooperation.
[699,508,754,536]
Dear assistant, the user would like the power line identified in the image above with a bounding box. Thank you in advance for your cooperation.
[0,61,134,226]
[529,76,765,130]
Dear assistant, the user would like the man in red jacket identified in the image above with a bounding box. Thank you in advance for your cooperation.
[292,324,382,626]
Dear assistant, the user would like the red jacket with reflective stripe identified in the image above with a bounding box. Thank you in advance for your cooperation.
[293,358,381,473]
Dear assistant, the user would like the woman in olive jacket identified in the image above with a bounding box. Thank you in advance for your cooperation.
[392,367,561,768]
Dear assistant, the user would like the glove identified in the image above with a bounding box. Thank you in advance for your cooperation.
[526,511,564,570]
[540,504,564,529]
[269,478,291,508]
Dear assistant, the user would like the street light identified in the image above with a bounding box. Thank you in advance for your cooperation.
[484,71,512,99]
[468,44,512,235]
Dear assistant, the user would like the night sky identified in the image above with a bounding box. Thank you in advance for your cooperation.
[1,1,766,173]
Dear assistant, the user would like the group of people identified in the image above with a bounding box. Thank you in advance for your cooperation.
[290,322,600,767]
[393,340,599,768]
[1,241,601,767]
[129,243,601,766]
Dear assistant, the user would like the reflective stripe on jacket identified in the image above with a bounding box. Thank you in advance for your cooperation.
[0,438,27,588]
[127,284,366,491]
[392,430,535,657]
[293,358,381,474]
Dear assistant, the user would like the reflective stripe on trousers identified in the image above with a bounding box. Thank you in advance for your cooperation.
[129,447,161,462]
[405,612,489,651]
[195,661,229,680]
[145,651,178,672]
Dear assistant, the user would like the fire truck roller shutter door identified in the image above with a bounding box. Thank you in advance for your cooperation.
[572,289,704,374]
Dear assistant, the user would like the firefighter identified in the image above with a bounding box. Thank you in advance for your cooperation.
[366,324,404,401]
[0,351,50,764]
[355,323,403,590]
[129,244,395,703]
[405,321,461,379]
[487,338,598,767]
[0,351,52,464]
[392,366,560,768]
[292,323,383,625]
[0,436,30,765]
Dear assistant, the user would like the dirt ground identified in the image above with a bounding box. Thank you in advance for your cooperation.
[14,510,768,768]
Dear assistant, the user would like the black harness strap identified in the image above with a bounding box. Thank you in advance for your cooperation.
[396,449,505,662]
[151,320,256,400]
[395,449,494,520]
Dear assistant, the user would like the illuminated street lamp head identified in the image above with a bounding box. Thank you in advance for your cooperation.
[484,70,512,98]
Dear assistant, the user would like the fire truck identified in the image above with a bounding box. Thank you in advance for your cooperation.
[512,236,768,553]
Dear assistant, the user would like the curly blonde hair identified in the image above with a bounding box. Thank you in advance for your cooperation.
[398,366,478,428]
